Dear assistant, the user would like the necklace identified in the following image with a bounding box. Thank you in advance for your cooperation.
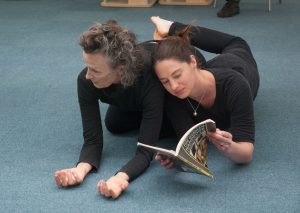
[187,98,200,117]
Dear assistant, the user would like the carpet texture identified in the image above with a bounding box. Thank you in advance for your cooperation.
[0,0,299,212]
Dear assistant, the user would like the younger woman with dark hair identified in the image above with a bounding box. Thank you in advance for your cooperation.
[151,16,259,169]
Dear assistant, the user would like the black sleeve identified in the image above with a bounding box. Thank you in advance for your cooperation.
[225,75,255,143]
[169,22,255,61]
[77,69,103,170]
[117,74,165,181]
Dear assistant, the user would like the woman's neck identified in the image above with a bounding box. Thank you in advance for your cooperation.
[190,69,216,108]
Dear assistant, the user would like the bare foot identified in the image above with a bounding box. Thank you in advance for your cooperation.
[97,173,129,199]
[54,163,92,187]
[150,16,173,40]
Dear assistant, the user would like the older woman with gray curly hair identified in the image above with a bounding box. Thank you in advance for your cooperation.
[54,20,172,199]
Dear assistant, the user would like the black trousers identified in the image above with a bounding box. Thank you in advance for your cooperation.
[104,105,175,138]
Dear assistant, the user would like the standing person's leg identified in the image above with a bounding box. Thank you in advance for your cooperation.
[217,0,240,18]
[105,105,142,134]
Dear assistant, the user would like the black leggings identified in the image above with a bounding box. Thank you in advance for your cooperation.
[104,105,175,138]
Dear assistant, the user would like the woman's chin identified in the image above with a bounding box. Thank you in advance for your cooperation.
[173,93,188,99]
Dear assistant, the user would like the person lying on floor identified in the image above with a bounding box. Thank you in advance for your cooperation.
[150,16,259,168]
[54,20,175,199]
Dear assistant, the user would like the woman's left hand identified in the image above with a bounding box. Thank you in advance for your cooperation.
[207,129,233,152]
[97,172,129,199]
[155,153,174,169]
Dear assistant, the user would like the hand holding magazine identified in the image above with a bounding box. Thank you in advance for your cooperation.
[137,119,216,178]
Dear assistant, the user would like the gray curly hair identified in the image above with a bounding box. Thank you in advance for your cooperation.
[79,20,143,87]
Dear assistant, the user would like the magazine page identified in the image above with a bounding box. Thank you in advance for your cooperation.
[175,119,215,154]
[176,119,215,178]
[177,138,213,178]
[172,157,207,174]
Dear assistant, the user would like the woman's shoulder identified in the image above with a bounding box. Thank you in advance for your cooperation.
[208,67,246,83]
[210,68,252,99]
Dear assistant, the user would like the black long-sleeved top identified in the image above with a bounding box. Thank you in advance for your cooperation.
[77,42,165,181]
[166,22,259,143]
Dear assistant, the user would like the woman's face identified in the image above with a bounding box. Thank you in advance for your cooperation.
[83,52,120,88]
[155,57,196,99]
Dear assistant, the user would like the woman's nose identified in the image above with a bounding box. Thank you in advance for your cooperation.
[86,69,92,80]
[169,80,178,91]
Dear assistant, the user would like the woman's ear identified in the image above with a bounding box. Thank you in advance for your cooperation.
[117,65,124,74]
[115,65,124,81]
[190,55,197,68]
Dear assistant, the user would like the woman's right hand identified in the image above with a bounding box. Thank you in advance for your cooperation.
[54,162,92,187]
[155,153,174,169]
[150,16,173,40]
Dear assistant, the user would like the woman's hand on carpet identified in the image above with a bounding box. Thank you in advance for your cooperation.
[97,172,129,199]
[54,162,92,187]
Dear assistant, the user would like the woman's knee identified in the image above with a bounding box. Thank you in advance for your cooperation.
[104,109,141,134]
[104,116,122,133]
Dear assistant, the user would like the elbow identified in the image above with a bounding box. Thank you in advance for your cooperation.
[234,150,254,165]
[233,143,254,164]
[241,154,253,164]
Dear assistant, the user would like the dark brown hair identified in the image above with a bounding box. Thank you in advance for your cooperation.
[153,24,202,68]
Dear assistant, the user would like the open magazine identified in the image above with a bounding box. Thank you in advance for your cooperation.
[137,119,216,178]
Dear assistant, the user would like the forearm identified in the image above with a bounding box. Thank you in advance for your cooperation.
[223,142,254,164]
[78,69,104,169]
[78,104,104,169]
[115,172,129,181]
[76,162,93,175]
[78,139,103,170]
[118,148,153,181]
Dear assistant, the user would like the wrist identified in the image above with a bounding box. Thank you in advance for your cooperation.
[115,172,129,182]
[224,141,254,164]
[77,162,93,175]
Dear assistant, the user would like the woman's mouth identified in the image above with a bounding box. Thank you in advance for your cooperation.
[174,88,185,97]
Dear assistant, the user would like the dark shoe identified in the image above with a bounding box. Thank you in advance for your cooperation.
[217,1,240,18]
